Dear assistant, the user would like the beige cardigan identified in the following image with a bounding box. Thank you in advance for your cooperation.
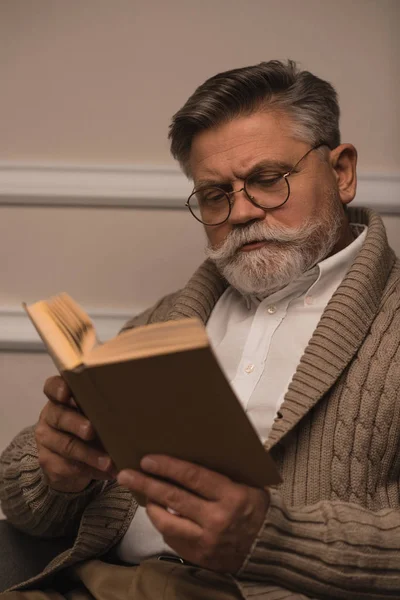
[1,207,400,599]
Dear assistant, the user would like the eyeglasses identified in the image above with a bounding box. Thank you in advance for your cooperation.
[186,143,327,226]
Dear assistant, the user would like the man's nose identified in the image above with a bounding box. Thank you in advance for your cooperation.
[228,188,266,225]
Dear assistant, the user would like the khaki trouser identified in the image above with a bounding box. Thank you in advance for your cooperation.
[2,558,243,600]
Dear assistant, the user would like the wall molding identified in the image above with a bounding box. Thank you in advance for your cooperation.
[0,306,140,352]
[0,162,192,209]
[0,162,399,213]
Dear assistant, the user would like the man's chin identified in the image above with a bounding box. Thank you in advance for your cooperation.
[213,244,313,298]
[225,243,290,267]
[216,259,291,298]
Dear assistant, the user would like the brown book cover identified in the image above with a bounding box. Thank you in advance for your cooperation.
[24,293,281,497]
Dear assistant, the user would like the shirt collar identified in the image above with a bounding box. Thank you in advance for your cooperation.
[307,223,367,306]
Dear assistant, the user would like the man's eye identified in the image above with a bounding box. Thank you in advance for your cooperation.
[251,174,282,187]
[199,190,226,204]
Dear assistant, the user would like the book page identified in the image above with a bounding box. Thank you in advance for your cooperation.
[84,318,209,366]
[24,293,98,370]
[56,294,98,357]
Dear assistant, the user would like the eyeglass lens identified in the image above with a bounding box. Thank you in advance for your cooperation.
[188,174,289,225]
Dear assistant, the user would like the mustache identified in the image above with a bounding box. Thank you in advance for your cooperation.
[206,220,319,261]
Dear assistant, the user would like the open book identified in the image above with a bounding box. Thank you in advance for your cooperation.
[24,293,281,496]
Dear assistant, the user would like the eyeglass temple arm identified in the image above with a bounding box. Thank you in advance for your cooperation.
[285,142,328,177]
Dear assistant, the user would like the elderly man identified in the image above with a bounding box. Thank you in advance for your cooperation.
[1,60,400,600]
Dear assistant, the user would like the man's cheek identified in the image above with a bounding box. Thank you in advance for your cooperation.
[206,226,229,250]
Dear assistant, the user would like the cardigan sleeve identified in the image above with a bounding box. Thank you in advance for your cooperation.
[0,426,105,538]
[237,488,400,600]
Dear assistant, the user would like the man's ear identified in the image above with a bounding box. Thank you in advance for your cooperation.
[329,143,357,205]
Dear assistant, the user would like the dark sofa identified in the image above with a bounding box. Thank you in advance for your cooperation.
[0,520,72,592]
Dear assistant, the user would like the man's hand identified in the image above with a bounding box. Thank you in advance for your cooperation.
[35,376,116,493]
[117,455,269,573]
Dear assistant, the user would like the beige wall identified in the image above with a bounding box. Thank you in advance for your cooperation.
[1,0,399,170]
[1,353,57,451]
[0,206,206,309]
[1,0,399,517]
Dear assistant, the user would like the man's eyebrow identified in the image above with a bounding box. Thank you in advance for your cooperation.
[193,159,294,189]
[238,159,293,178]
[193,178,224,189]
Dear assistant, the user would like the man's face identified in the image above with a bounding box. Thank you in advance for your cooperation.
[188,110,350,297]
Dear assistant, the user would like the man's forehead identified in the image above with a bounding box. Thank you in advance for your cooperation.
[188,111,301,180]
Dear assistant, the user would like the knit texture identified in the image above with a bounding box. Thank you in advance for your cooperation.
[1,208,400,598]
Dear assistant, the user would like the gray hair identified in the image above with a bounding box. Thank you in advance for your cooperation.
[169,60,340,177]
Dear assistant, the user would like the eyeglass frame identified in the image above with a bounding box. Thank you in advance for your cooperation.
[185,142,328,226]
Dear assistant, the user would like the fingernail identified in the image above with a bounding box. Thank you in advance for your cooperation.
[56,385,66,402]
[141,457,157,472]
[118,471,135,486]
[80,424,90,438]
[98,456,110,471]
[166,507,180,516]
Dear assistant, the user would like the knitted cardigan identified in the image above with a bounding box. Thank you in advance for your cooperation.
[1,207,400,599]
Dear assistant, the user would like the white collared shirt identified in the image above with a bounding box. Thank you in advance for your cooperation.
[207,224,366,442]
[115,224,367,564]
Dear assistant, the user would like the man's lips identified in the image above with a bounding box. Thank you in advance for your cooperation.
[239,240,267,252]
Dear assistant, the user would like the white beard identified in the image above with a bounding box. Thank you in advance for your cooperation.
[204,195,345,298]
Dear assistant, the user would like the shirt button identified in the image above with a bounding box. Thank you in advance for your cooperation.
[244,364,255,374]
[305,296,314,306]
[267,305,277,314]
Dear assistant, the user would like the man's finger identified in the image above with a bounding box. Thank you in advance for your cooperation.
[140,455,230,500]
[39,447,116,488]
[117,469,208,524]
[43,376,82,411]
[146,501,201,542]
[37,425,114,474]
[43,375,73,403]
[44,403,95,441]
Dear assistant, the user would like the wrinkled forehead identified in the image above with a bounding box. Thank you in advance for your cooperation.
[188,110,305,183]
